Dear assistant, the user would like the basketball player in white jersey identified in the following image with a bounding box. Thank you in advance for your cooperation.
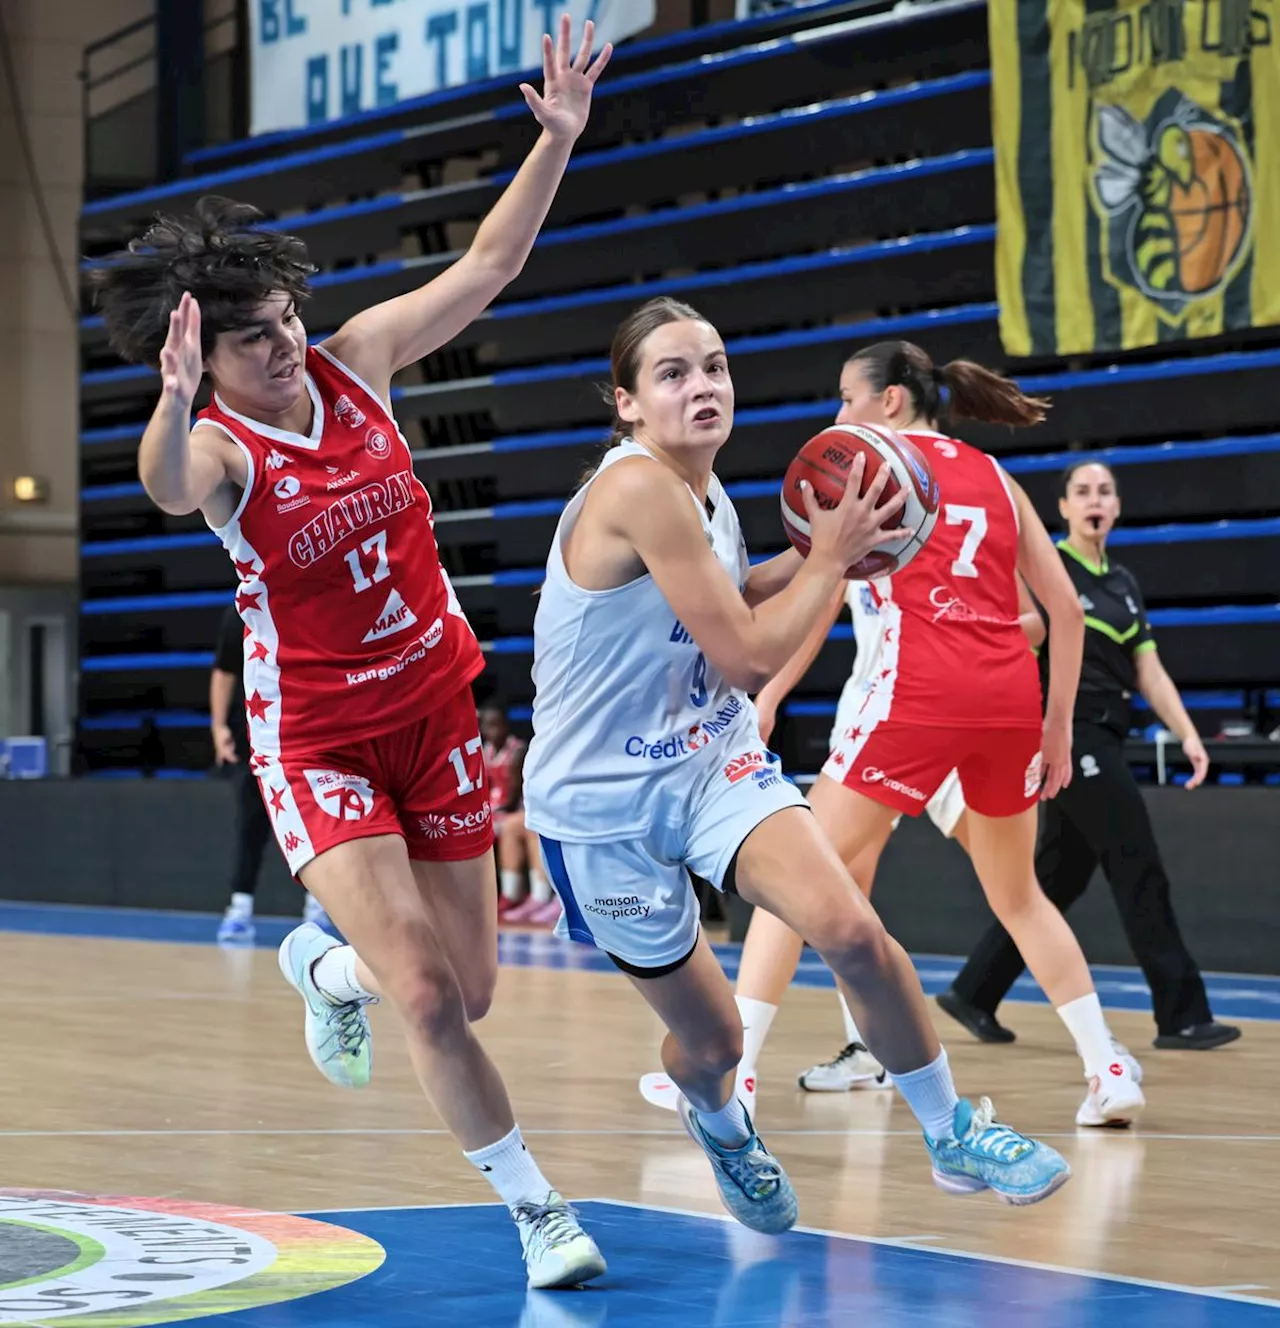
[523,296,1071,1233]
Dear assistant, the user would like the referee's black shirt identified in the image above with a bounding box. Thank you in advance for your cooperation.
[1038,541,1155,735]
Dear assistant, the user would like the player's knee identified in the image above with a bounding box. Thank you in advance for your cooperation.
[458,960,498,1023]
[394,965,466,1040]
[811,905,891,976]
[686,1024,743,1079]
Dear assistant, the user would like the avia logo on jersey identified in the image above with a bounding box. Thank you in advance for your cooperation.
[345,618,445,686]
[861,767,926,802]
[583,893,652,922]
[624,695,744,760]
[333,394,366,429]
[326,467,361,490]
[365,427,392,459]
[289,470,416,567]
[305,769,375,820]
[265,449,292,470]
[1025,751,1045,798]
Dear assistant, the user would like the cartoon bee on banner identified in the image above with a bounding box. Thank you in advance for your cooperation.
[1090,88,1252,322]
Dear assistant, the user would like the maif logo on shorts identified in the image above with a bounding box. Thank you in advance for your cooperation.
[1024,751,1045,798]
[305,769,375,820]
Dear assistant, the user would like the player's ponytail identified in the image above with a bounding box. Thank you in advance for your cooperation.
[847,341,1050,430]
[938,359,1049,429]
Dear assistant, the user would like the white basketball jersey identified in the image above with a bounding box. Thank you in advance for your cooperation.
[523,439,756,842]
[831,578,890,746]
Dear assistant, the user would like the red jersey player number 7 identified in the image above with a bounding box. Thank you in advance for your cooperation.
[94,16,614,1291]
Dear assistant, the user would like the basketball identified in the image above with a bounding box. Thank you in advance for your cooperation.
[1170,127,1250,295]
[780,424,940,578]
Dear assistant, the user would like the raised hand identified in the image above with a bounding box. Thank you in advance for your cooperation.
[520,14,611,143]
[159,291,203,405]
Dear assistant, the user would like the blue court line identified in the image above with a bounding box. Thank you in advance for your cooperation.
[0,901,1275,1024]
[263,1201,1280,1327]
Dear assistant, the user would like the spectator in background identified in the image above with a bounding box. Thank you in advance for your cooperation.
[211,603,328,944]
[481,701,561,926]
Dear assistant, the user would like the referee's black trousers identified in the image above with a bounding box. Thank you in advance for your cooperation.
[950,721,1212,1036]
[230,761,273,896]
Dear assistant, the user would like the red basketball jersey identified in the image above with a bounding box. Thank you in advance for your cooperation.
[199,344,484,758]
[865,431,1042,729]
[485,734,526,812]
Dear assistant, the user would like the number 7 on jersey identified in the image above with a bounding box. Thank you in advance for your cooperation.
[945,504,987,579]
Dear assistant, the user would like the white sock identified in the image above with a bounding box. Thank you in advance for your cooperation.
[500,869,524,902]
[1057,993,1115,1079]
[837,991,862,1045]
[695,1094,752,1148]
[735,996,777,1071]
[529,870,552,905]
[464,1125,555,1208]
[228,892,254,917]
[310,946,374,1005]
[892,1049,961,1142]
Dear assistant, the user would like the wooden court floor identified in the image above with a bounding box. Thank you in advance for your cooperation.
[2,920,1278,1322]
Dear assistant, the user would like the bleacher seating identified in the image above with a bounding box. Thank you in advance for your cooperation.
[77,0,1279,779]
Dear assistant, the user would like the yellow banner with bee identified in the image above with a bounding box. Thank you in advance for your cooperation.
[992,0,1280,358]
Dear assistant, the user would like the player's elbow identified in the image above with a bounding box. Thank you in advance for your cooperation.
[141,479,200,517]
[729,655,774,694]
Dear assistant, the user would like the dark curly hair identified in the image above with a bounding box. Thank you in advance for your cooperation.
[90,196,316,365]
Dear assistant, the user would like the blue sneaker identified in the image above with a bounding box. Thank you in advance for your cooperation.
[277,923,373,1089]
[678,1096,798,1234]
[926,1097,1070,1206]
[216,913,255,946]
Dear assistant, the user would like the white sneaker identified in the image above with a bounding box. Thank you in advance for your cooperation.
[1076,1061,1146,1128]
[639,1066,758,1120]
[277,923,373,1090]
[798,1041,891,1092]
[1111,1036,1144,1083]
[511,1192,606,1289]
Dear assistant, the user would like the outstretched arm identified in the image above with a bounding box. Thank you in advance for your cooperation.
[323,17,611,400]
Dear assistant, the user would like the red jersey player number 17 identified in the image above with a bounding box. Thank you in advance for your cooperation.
[199,345,490,874]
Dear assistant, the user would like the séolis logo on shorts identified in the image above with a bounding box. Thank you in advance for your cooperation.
[416,802,493,840]
[861,767,926,802]
[584,894,652,922]
[624,696,744,760]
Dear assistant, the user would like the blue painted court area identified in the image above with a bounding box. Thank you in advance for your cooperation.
[1,899,1277,1025]
[203,1201,1277,1327]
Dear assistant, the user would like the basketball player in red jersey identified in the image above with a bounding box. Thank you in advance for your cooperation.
[93,17,612,1289]
[727,342,1146,1128]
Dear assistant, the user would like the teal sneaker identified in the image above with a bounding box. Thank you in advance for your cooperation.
[678,1096,798,1234]
[277,923,373,1089]
[926,1097,1070,1206]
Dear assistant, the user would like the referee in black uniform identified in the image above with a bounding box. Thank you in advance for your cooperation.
[939,461,1240,1051]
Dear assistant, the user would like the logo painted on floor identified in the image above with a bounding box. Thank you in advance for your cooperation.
[0,1190,384,1325]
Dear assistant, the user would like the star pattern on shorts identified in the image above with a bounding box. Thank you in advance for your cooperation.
[268,786,287,817]
[246,690,273,722]
[236,589,262,614]
[234,558,260,580]
[248,639,270,663]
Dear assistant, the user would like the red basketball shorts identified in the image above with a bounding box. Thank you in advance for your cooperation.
[252,684,493,876]
[822,715,1043,820]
